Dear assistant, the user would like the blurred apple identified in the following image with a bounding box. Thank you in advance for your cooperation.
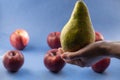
[92,57,110,73]
[44,49,65,73]
[10,29,29,50]
[47,32,61,49]
[95,32,104,41]
[91,31,111,73]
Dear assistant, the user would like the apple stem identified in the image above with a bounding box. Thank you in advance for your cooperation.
[10,52,16,56]
[50,52,56,56]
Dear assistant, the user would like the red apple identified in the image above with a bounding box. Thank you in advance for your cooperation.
[47,32,61,49]
[95,32,104,41]
[91,32,111,73]
[92,58,110,73]
[3,50,24,72]
[44,49,65,73]
[10,29,29,50]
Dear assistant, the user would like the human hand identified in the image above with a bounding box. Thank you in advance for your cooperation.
[60,41,109,67]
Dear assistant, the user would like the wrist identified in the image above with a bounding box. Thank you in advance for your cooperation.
[106,41,120,58]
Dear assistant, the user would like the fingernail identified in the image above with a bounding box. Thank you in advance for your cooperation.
[58,48,64,54]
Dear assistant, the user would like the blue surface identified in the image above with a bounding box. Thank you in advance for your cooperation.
[0,0,120,80]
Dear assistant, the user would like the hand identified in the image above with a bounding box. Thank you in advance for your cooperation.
[60,41,109,67]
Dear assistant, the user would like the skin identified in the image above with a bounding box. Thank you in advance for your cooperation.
[60,41,120,67]
[60,0,95,52]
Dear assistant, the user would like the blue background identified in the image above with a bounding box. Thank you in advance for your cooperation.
[0,0,120,80]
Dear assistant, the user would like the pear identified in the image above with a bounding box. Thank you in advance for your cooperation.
[60,0,95,52]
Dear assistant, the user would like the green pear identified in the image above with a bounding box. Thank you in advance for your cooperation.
[60,0,95,52]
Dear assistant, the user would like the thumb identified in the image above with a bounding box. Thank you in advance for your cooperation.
[61,51,82,60]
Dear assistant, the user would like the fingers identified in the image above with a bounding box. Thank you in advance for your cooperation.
[61,53,88,67]
[58,48,64,54]
[61,51,83,60]
[63,58,86,67]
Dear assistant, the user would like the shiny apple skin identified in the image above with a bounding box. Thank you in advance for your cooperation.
[10,29,29,50]
[3,50,24,72]
[44,49,65,73]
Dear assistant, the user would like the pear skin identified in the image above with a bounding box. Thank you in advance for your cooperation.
[60,0,95,52]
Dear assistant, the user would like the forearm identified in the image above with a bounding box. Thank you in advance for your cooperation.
[103,41,120,58]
